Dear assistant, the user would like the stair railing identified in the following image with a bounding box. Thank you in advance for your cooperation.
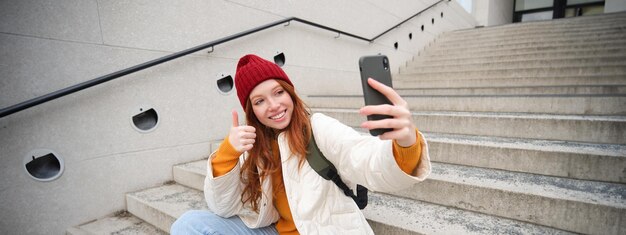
[0,0,447,118]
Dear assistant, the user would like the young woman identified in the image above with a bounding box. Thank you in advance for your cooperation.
[171,54,430,235]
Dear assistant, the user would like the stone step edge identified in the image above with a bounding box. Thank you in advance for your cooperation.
[424,132,626,158]
[365,192,574,235]
[440,28,626,43]
[401,64,626,74]
[393,88,626,96]
[405,56,626,70]
[65,211,166,235]
[397,65,626,77]
[315,107,626,144]
[437,32,626,48]
[392,84,626,91]
[441,28,626,42]
[305,95,626,115]
[452,14,626,30]
[421,46,626,59]
[310,107,626,122]
[454,15,626,31]
[393,74,626,85]
[425,132,626,184]
[448,22,626,38]
[174,160,207,192]
[126,184,208,234]
[428,162,626,209]
[412,51,626,66]
[306,94,626,99]
[421,42,626,55]
[431,34,626,48]
[449,15,626,34]
[419,49,626,62]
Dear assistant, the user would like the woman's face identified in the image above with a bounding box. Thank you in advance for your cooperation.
[249,79,294,130]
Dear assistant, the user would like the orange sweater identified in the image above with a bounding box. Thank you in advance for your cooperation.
[212,129,423,234]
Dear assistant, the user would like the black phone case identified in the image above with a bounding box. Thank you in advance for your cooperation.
[359,55,393,136]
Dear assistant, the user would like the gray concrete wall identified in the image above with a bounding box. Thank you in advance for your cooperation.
[0,0,475,234]
[487,0,514,26]
[605,0,626,13]
[473,0,514,26]
[473,0,489,26]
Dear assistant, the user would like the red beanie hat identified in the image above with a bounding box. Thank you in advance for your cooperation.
[235,54,293,108]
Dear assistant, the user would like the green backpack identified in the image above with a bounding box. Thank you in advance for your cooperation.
[306,134,368,209]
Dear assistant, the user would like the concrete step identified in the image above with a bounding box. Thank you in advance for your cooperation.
[431,36,626,55]
[394,75,626,88]
[442,25,626,44]
[412,48,626,66]
[311,108,626,145]
[422,39,626,57]
[398,65,626,80]
[439,28,626,48]
[173,160,207,191]
[425,132,626,184]
[126,183,208,233]
[305,94,626,115]
[365,192,574,235]
[394,85,626,96]
[448,14,626,37]
[450,19,626,37]
[439,23,626,38]
[404,56,626,74]
[457,13,626,29]
[454,14,626,33]
[171,160,576,234]
[393,162,626,235]
[66,211,166,235]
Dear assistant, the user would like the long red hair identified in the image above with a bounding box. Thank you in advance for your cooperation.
[240,79,311,212]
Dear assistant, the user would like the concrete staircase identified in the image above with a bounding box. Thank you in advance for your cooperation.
[67,13,626,235]
[307,12,626,235]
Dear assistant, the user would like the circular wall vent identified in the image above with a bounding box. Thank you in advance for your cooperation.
[274,52,286,67]
[23,149,64,182]
[217,73,234,94]
[131,106,159,133]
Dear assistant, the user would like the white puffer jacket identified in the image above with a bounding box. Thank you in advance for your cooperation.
[204,113,431,234]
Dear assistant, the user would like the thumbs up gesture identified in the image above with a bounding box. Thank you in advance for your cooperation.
[229,110,257,153]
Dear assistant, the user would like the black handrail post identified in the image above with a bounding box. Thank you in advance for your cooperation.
[0,0,445,118]
[371,0,444,41]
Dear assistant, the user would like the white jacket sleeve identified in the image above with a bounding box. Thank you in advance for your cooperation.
[203,151,245,217]
[310,113,431,192]
[203,151,279,228]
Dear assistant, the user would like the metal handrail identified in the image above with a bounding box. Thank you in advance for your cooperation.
[0,0,445,118]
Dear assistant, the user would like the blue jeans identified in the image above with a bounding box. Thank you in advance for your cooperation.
[171,210,278,235]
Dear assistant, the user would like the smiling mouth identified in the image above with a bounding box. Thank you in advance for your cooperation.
[269,110,286,120]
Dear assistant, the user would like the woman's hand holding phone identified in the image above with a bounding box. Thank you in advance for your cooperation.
[359,78,416,147]
[229,110,257,153]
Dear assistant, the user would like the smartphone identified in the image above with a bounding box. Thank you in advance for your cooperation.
[359,55,393,136]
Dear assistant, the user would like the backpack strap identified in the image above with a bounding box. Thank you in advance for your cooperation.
[306,134,368,209]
